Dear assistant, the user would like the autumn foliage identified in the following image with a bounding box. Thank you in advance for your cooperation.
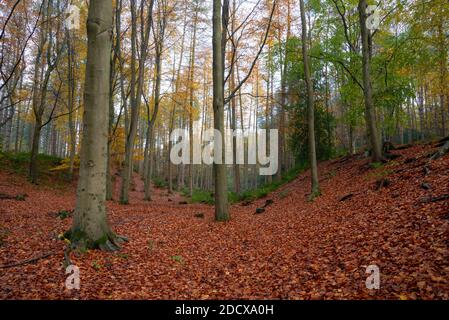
[0,142,447,299]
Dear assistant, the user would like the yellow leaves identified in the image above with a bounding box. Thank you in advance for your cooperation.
[49,157,80,172]
[398,294,408,300]
[133,152,145,162]
[111,127,126,159]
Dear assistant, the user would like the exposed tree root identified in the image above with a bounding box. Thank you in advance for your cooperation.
[65,228,129,252]
[430,140,449,161]
[307,190,321,202]
[98,234,129,252]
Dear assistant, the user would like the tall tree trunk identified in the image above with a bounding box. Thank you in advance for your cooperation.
[69,0,124,251]
[144,2,163,201]
[276,0,291,181]
[188,5,199,197]
[213,0,229,221]
[265,46,272,184]
[358,0,383,162]
[437,19,447,137]
[66,30,77,179]
[168,2,187,193]
[299,0,320,198]
[230,0,240,195]
[29,119,42,183]
[28,5,45,184]
[121,0,154,203]
[120,0,139,204]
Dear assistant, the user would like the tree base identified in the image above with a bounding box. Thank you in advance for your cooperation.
[64,229,128,252]
[215,214,230,222]
[308,189,321,202]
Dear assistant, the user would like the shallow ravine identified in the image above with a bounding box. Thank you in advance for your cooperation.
[0,143,448,299]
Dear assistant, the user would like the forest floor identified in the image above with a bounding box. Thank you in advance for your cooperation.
[0,142,448,299]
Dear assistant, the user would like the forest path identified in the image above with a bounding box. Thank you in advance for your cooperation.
[0,143,448,299]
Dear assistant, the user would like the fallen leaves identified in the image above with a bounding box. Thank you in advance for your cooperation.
[0,144,448,299]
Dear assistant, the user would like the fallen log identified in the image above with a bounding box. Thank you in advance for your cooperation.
[0,193,27,201]
[419,194,449,204]
[263,199,274,208]
[339,193,354,202]
[430,141,449,160]
[0,252,55,269]
[394,144,413,150]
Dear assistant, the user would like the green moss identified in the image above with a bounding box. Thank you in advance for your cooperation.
[93,234,109,247]
[64,228,109,250]
[57,210,72,220]
[92,260,102,271]
[190,190,215,204]
[183,164,306,205]
[237,165,307,203]
[0,151,69,186]
[171,255,184,264]
[153,177,167,188]
[369,162,384,169]
[116,253,129,259]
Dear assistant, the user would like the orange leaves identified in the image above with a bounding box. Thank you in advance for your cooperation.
[0,143,448,299]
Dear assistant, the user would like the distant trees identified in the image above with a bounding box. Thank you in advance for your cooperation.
[29,0,65,183]
[120,0,155,204]
[0,0,447,228]
[143,0,166,201]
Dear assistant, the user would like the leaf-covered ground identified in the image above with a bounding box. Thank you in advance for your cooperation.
[0,143,448,299]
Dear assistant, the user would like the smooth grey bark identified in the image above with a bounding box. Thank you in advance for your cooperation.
[358,0,383,162]
[167,1,187,193]
[299,0,320,198]
[106,0,123,200]
[119,0,138,204]
[229,0,240,195]
[70,0,125,251]
[66,30,77,179]
[121,0,154,204]
[144,2,164,201]
[213,0,229,221]
[187,2,200,197]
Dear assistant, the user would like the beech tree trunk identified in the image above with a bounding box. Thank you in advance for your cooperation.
[230,0,240,195]
[358,0,383,162]
[66,30,77,179]
[299,0,320,198]
[69,0,124,251]
[29,120,42,183]
[120,0,138,204]
[144,2,164,200]
[213,0,229,221]
[188,4,199,197]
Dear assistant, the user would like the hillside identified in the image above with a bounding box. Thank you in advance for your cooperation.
[0,142,448,299]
